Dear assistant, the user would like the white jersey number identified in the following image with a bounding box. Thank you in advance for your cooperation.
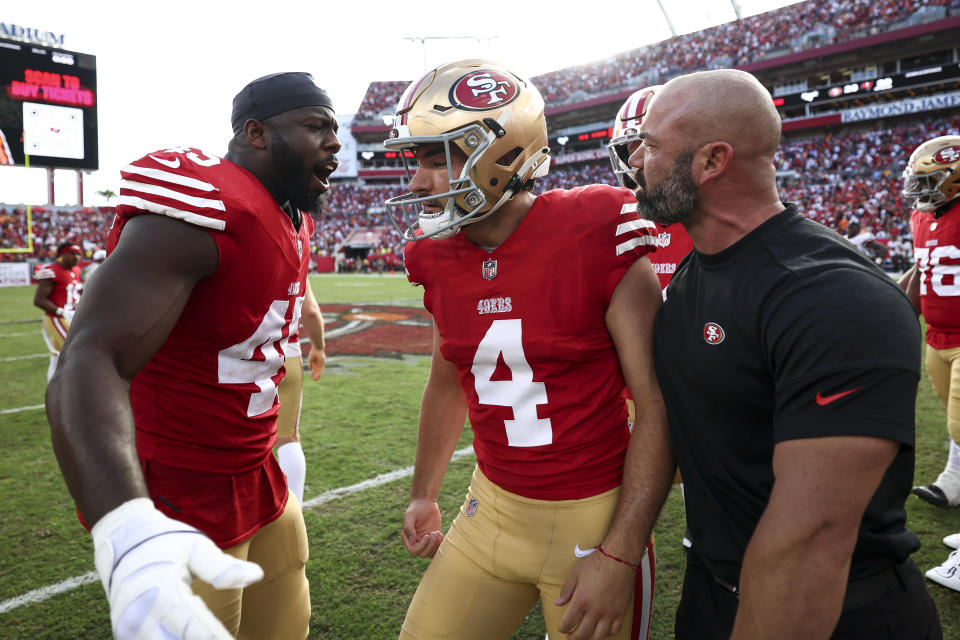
[218,298,303,416]
[64,281,82,311]
[471,318,552,447]
[915,245,960,297]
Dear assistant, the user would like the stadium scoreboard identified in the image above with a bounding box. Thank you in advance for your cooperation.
[0,36,97,170]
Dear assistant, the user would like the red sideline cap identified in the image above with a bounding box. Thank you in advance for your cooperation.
[58,244,83,255]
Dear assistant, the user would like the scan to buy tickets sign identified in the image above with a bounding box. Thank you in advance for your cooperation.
[0,262,31,287]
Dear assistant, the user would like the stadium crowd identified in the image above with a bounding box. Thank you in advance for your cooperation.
[3,112,957,273]
[351,0,959,119]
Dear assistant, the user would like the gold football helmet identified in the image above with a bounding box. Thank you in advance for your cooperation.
[608,85,661,191]
[902,135,960,212]
[383,59,550,240]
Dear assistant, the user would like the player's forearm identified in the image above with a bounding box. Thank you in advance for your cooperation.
[601,397,674,561]
[302,310,325,351]
[409,383,467,501]
[46,346,149,526]
[731,511,854,638]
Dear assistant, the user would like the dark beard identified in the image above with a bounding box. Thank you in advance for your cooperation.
[635,151,698,226]
[270,133,326,215]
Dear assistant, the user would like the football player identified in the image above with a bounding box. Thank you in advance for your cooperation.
[385,59,673,640]
[900,135,960,591]
[845,220,889,264]
[609,86,694,550]
[609,85,694,297]
[33,242,83,381]
[46,72,340,639]
[276,279,327,504]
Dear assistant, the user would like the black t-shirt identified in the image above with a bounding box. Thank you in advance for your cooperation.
[654,205,922,586]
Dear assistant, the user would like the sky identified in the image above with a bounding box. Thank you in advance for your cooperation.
[0,0,800,206]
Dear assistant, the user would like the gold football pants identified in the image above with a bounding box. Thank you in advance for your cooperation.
[192,491,310,639]
[401,466,654,640]
[277,355,304,440]
[926,343,960,444]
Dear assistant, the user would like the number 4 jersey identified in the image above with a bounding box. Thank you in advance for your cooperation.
[405,184,657,500]
[911,199,960,349]
[107,147,313,545]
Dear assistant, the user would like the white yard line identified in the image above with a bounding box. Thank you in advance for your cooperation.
[0,353,47,362]
[0,332,34,338]
[0,404,45,415]
[0,445,476,615]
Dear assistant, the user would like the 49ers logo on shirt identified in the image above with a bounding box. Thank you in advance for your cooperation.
[450,70,519,111]
[934,146,960,164]
[703,322,725,345]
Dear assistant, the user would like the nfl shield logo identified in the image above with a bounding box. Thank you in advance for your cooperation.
[465,497,479,517]
[482,258,497,280]
[297,238,303,258]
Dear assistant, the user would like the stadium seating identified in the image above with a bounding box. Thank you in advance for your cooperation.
[351,0,960,120]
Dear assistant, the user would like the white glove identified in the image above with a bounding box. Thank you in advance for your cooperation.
[56,307,74,323]
[91,498,264,639]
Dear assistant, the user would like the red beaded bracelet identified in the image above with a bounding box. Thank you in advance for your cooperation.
[596,545,641,572]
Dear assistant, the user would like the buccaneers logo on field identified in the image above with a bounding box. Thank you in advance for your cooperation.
[304,304,432,361]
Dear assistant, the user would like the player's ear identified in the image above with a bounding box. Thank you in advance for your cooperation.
[242,119,268,150]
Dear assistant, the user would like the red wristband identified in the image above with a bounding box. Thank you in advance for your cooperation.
[596,545,640,572]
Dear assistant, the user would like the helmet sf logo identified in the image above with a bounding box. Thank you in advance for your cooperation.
[450,71,520,111]
[934,146,960,164]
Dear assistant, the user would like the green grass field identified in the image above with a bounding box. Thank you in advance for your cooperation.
[1,272,958,639]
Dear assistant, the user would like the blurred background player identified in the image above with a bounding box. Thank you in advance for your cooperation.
[845,219,889,265]
[609,85,695,553]
[899,135,960,592]
[33,242,83,381]
[276,279,326,504]
[46,72,340,640]
[386,59,672,640]
[82,248,107,285]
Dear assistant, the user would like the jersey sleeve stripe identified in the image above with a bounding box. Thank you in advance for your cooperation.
[121,163,219,193]
[616,235,658,256]
[117,195,227,231]
[34,268,55,280]
[616,219,656,235]
[120,179,226,212]
[620,202,639,214]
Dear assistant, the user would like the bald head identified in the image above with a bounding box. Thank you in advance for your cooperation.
[652,69,781,161]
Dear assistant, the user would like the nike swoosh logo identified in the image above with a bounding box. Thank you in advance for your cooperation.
[815,388,861,406]
[149,155,180,168]
[574,544,597,558]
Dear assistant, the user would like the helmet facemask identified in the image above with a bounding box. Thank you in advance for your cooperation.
[383,59,550,241]
[608,130,641,191]
[902,168,954,212]
[901,136,960,213]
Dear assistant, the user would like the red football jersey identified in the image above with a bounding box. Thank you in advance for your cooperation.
[34,262,82,316]
[108,147,313,546]
[648,222,693,292]
[405,184,657,500]
[911,200,960,349]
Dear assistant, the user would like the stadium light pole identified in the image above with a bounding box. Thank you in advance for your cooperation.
[404,36,499,72]
[654,0,678,37]
[729,0,743,21]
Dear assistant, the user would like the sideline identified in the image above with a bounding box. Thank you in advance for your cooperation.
[0,445,476,615]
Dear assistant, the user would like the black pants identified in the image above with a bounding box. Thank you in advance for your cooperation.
[675,552,942,639]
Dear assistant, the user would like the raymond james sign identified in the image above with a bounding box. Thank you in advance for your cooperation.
[841,90,960,123]
[0,22,65,47]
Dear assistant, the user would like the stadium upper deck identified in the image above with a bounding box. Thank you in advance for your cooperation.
[351,0,959,138]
